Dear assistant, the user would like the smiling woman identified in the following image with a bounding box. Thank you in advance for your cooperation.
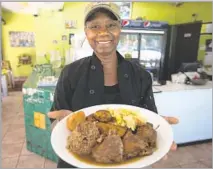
[48,2,178,168]
[84,8,121,58]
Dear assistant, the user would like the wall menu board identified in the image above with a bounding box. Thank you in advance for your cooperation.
[204,38,212,66]
[205,39,212,52]
[9,31,35,47]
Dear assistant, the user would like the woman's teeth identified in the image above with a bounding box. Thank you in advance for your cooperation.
[98,41,111,44]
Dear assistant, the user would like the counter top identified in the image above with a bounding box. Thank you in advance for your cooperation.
[153,81,212,93]
[23,68,61,90]
[24,69,212,94]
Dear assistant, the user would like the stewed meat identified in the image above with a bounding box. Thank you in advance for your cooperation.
[136,123,157,147]
[122,130,148,159]
[92,130,124,163]
[122,122,157,159]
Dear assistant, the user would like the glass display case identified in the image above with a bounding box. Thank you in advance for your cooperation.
[117,22,168,81]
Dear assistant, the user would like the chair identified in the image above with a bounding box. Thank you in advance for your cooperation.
[1,60,15,89]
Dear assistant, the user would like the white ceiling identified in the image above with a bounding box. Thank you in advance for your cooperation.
[2,2,64,15]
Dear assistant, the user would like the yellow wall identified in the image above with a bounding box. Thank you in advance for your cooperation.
[34,2,89,64]
[175,2,212,24]
[2,9,36,77]
[176,2,212,60]
[174,2,212,61]
[131,2,176,24]
[2,2,212,77]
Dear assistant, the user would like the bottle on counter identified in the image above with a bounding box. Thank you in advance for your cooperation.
[50,50,62,69]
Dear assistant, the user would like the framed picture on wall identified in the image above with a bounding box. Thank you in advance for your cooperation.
[62,35,67,41]
[205,39,212,52]
[201,22,212,34]
[65,20,77,29]
[203,39,212,66]
[9,31,35,47]
[69,33,75,45]
[114,2,132,19]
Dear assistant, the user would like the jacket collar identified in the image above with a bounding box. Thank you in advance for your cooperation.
[91,51,124,68]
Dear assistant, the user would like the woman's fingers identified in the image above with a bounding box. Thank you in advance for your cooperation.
[170,141,177,151]
[162,155,168,160]
[162,116,179,125]
[47,110,71,119]
[161,142,177,161]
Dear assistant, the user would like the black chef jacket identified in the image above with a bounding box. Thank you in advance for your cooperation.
[50,51,158,168]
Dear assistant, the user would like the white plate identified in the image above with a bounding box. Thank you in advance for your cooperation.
[51,104,173,168]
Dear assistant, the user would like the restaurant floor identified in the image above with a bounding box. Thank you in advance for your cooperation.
[1,91,212,168]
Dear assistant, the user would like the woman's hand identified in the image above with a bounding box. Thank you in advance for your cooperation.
[161,116,179,160]
[47,110,72,120]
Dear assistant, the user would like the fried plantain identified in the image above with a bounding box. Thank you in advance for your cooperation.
[93,110,112,122]
[86,114,97,122]
[66,111,86,131]
[96,122,127,137]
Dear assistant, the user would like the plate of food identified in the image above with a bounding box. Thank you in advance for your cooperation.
[51,104,173,168]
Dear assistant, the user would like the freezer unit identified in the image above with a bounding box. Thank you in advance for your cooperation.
[118,19,170,83]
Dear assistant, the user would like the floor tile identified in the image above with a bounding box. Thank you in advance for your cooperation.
[151,156,179,168]
[186,144,212,161]
[21,141,35,156]
[2,142,23,158]
[2,114,16,126]
[2,111,17,119]
[2,124,10,140]
[2,157,19,168]
[44,159,57,168]
[2,128,26,144]
[17,154,45,168]
[195,142,212,152]
[170,146,198,165]
[152,164,181,168]
[7,123,25,133]
[200,159,212,168]
[7,115,25,133]
[180,161,208,168]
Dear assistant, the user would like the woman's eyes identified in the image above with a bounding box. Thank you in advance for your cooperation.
[88,23,118,30]
[108,24,116,28]
[90,25,100,29]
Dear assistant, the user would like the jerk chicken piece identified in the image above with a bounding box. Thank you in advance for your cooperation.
[66,121,100,155]
[92,130,124,163]
[93,110,112,122]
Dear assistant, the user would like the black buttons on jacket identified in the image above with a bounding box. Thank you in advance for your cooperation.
[89,89,95,94]
[91,65,96,70]
[124,74,129,78]
[131,99,136,104]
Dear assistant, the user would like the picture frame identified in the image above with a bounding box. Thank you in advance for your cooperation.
[65,20,77,29]
[114,2,132,19]
[201,22,212,34]
[205,39,212,52]
[69,33,75,45]
[9,31,35,47]
[62,35,67,41]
